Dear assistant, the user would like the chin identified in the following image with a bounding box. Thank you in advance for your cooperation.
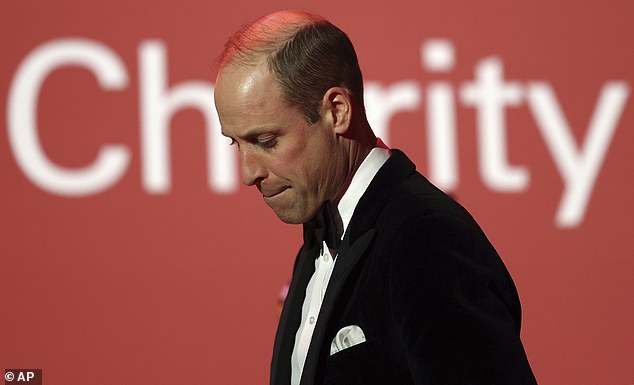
[274,210,306,224]
[272,205,320,225]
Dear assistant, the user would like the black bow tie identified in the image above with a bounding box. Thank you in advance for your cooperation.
[321,200,341,250]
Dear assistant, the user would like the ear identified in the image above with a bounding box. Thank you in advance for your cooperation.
[320,87,352,135]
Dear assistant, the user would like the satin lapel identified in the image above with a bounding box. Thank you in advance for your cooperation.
[275,149,415,385]
[299,228,376,385]
[271,242,319,385]
[347,149,415,245]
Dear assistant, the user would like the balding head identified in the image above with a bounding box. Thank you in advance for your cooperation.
[218,10,321,68]
[217,10,365,124]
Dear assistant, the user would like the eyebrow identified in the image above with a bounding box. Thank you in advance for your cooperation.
[224,126,279,141]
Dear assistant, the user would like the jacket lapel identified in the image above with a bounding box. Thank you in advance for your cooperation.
[298,150,417,385]
[347,150,416,245]
[299,228,376,385]
[272,150,417,385]
[271,237,319,385]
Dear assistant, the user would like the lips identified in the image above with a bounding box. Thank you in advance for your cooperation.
[260,186,289,198]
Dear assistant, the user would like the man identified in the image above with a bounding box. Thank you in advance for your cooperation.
[214,10,537,385]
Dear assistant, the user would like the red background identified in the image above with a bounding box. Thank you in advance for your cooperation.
[1,1,633,384]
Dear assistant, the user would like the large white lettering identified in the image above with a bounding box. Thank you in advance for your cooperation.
[5,38,630,228]
[527,81,629,227]
[139,40,237,194]
[364,81,421,144]
[8,38,130,196]
[461,57,529,192]
[423,40,458,191]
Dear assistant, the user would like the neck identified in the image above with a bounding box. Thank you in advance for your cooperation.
[332,118,377,205]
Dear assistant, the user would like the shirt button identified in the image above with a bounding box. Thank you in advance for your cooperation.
[309,316,316,324]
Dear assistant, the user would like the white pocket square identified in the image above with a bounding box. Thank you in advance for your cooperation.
[330,325,366,355]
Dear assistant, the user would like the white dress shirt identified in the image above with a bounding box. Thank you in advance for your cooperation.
[290,145,391,385]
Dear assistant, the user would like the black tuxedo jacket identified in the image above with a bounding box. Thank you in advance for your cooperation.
[271,150,537,385]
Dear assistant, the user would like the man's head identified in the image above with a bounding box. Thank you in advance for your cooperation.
[217,10,365,123]
[214,10,374,224]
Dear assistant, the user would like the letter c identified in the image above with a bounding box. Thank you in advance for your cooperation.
[8,38,130,196]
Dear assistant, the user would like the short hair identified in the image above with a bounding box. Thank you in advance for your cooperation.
[218,10,365,124]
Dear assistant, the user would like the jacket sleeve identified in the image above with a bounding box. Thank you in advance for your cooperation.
[388,213,538,384]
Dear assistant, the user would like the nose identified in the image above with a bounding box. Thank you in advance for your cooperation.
[240,147,266,186]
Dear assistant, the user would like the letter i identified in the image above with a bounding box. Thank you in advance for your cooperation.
[422,39,458,191]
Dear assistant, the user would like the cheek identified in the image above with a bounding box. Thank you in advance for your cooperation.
[266,152,303,182]
[272,125,333,186]
[274,143,309,175]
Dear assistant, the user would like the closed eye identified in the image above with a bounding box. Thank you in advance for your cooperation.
[257,136,277,148]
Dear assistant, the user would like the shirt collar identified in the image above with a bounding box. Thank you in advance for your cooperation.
[336,140,391,240]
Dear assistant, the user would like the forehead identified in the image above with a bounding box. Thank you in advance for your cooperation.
[214,62,299,136]
[215,62,273,109]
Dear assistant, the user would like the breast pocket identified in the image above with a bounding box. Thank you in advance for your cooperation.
[322,339,378,385]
